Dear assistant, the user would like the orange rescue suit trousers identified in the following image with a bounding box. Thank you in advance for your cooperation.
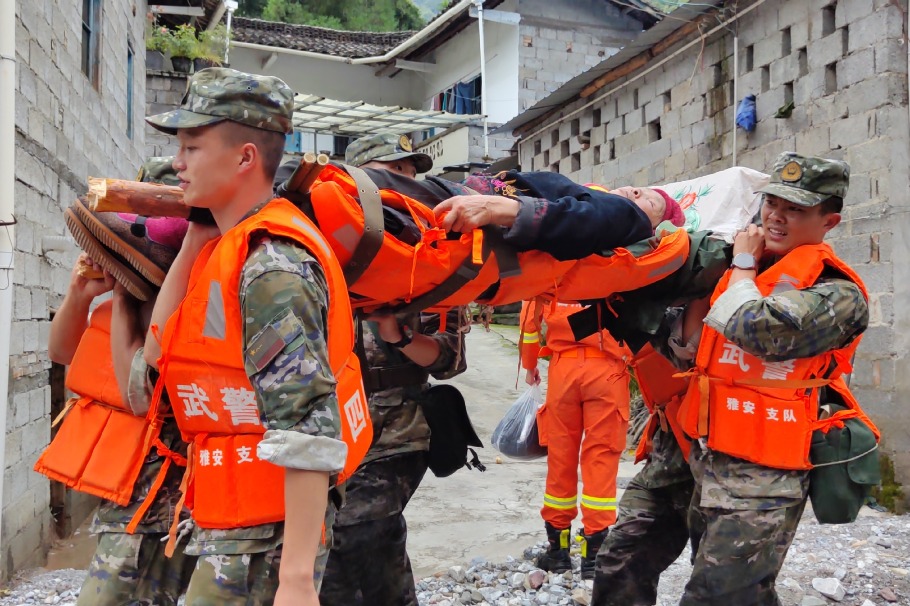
[540,350,630,534]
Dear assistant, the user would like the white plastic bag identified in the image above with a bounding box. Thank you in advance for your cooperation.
[491,385,547,460]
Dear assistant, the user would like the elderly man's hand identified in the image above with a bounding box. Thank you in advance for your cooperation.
[434,195,521,232]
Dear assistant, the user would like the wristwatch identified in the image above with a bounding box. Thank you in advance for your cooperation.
[731,252,757,270]
[387,325,414,349]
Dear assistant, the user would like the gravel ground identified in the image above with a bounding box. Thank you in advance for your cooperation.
[2,507,907,606]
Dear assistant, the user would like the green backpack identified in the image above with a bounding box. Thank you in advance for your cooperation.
[809,403,880,524]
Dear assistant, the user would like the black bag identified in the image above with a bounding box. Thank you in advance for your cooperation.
[420,384,486,478]
[491,385,548,460]
[809,404,880,524]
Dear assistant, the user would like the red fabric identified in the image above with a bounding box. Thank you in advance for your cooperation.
[653,188,685,227]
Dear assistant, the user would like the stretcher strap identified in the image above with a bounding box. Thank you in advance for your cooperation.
[340,164,385,286]
[125,437,189,534]
[52,398,79,428]
[393,226,503,314]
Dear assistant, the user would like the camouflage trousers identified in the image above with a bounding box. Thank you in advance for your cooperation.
[591,476,694,606]
[679,443,810,606]
[77,532,196,606]
[183,518,334,606]
[319,451,429,606]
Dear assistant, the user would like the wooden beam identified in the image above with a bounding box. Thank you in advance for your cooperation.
[149,5,205,16]
[580,14,712,99]
[392,59,437,73]
[579,51,652,99]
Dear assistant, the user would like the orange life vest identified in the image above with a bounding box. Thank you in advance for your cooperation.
[151,198,371,530]
[677,243,879,470]
[33,301,180,510]
[308,166,691,310]
[629,343,691,463]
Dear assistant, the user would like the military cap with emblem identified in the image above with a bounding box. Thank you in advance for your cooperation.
[146,67,295,135]
[756,152,850,207]
[345,133,434,174]
[136,156,180,186]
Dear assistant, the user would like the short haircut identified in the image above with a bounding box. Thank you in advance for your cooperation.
[819,195,844,215]
[219,122,286,178]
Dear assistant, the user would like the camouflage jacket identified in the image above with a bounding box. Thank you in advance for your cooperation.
[360,309,466,464]
[691,265,868,509]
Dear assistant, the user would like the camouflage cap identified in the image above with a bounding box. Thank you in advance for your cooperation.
[136,156,179,186]
[146,67,294,135]
[756,152,850,207]
[345,133,433,174]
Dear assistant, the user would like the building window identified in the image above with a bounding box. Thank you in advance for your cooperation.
[81,0,101,87]
[333,135,353,158]
[433,74,482,115]
[126,41,134,139]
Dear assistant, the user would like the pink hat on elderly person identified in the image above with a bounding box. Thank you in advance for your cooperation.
[653,188,686,227]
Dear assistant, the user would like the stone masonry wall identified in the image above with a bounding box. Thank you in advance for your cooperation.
[9,0,147,579]
[521,0,910,496]
[517,0,641,111]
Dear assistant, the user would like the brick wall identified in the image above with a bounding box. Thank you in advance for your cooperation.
[8,0,147,579]
[521,0,910,492]
[517,0,640,111]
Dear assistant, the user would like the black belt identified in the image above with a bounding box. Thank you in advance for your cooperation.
[364,365,430,393]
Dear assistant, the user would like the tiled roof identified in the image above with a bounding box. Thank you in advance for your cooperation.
[231,17,416,58]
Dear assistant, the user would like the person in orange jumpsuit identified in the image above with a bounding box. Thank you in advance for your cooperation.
[520,299,631,579]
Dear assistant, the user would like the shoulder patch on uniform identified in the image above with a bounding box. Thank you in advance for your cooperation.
[245,308,306,373]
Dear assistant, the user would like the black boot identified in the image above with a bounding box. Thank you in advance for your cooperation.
[578,528,608,580]
[536,523,572,573]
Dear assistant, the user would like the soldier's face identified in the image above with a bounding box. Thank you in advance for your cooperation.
[173,124,246,209]
[361,158,418,179]
[760,195,841,256]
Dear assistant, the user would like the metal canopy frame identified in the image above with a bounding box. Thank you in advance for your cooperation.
[292,94,483,136]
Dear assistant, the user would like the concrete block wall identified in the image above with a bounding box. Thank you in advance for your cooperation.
[9,0,147,579]
[516,0,640,111]
[145,71,188,158]
[521,0,910,493]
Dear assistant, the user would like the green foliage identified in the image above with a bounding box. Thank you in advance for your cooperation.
[198,24,229,63]
[262,0,344,28]
[237,0,269,18]
[412,0,447,21]
[871,453,906,513]
[145,22,232,61]
[146,24,171,52]
[246,0,425,31]
[168,24,203,59]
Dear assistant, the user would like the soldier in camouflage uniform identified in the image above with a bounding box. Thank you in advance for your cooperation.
[317,134,466,606]
[672,153,867,605]
[590,400,694,605]
[343,132,433,178]
[45,157,196,606]
[143,68,344,606]
[592,155,868,606]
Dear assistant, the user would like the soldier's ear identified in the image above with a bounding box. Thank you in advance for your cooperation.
[821,212,841,232]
